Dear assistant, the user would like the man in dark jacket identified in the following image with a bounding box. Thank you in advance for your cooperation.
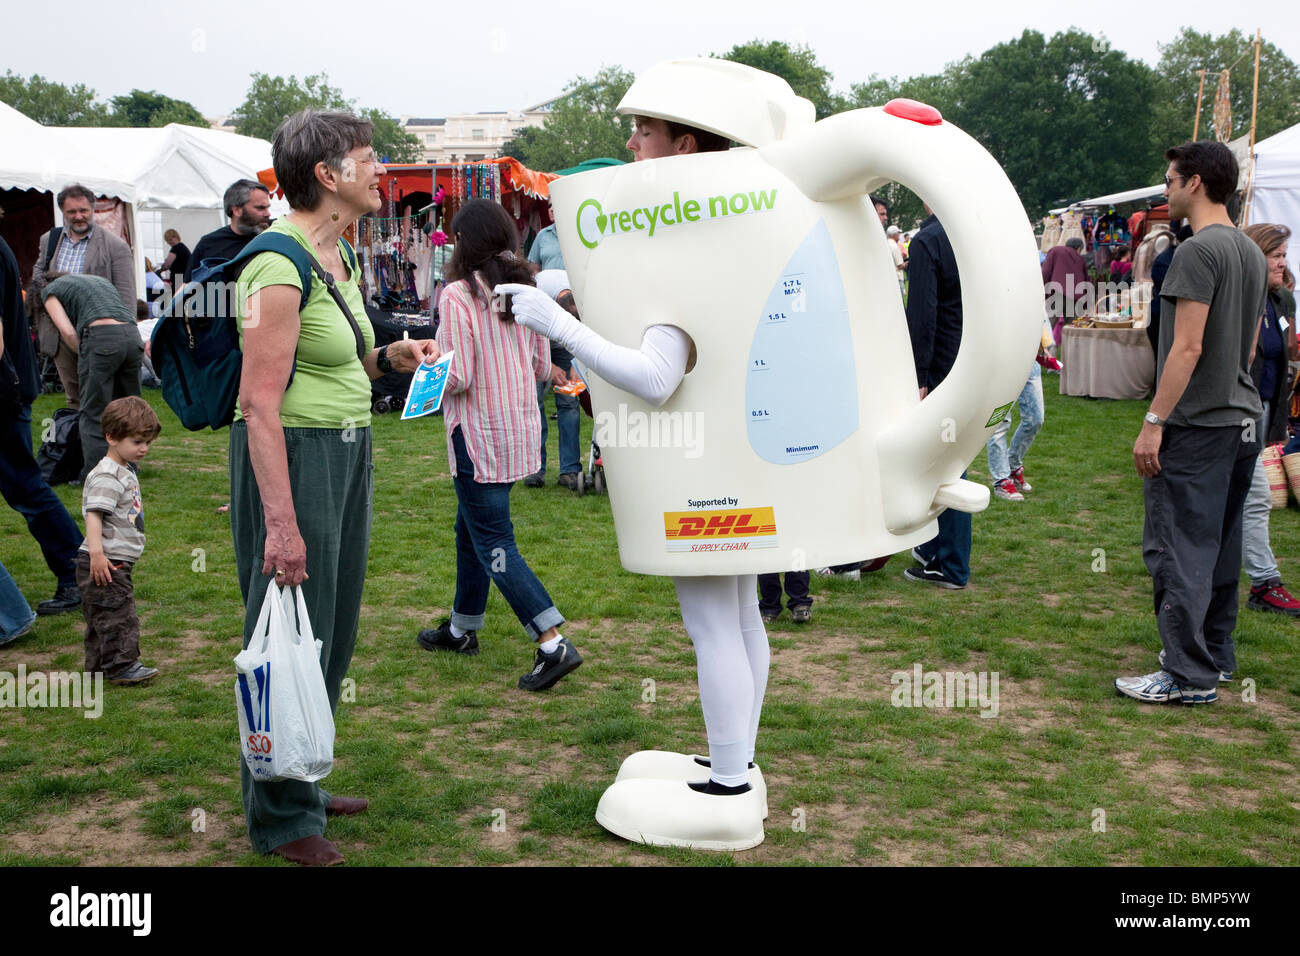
[0,236,84,618]
[904,210,970,588]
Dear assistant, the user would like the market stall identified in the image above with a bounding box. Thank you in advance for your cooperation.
[1059,323,1154,400]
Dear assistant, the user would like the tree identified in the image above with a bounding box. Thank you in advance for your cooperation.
[231,73,350,141]
[1151,28,1300,159]
[499,126,543,164]
[943,30,1157,219]
[0,71,109,125]
[108,89,206,128]
[717,40,842,118]
[231,73,420,161]
[501,66,635,171]
[361,108,422,164]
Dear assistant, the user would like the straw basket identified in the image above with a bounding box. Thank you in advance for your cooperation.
[1261,444,1288,508]
[1283,451,1300,504]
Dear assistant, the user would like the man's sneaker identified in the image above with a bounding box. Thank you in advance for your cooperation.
[1010,466,1033,493]
[36,585,81,615]
[910,547,931,564]
[993,478,1024,502]
[1247,579,1300,617]
[760,609,780,624]
[416,619,479,655]
[523,469,545,488]
[791,605,812,624]
[1158,649,1232,683]
[903,562,966,589]
[1115,669,1215,704]
[108,661,159,685]
[557,472,580,490]
[518,637,582,691]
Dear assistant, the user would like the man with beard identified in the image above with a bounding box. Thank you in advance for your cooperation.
[184,179,273,281]
[31,184,135,407]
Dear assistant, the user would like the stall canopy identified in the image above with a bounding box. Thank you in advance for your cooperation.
[1050,183,1164,215]
[1247,121,1300,279]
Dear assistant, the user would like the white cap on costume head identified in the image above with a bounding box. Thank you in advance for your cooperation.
[887,225,901,236]
[616,57,815,148]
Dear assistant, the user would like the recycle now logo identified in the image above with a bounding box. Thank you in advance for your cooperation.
[576,187,779,249]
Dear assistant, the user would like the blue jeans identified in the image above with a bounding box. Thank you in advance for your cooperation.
[915,470,972,586]
[0,405,82,588]
[986,364,1043,482]
[536,354,580,475]
[450,427,564,640]
[0,558,36,641]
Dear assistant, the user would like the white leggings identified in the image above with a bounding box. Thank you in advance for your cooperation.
[672,575,769,787]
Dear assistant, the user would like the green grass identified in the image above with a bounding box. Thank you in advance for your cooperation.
[1,384,1298,866]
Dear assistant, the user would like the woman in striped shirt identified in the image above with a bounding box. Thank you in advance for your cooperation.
[416,199,581,692]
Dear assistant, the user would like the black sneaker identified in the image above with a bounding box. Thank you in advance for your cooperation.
[523,470,545,488]
[903,562,966,590]
[518,637,582,691]
[557,472,580,490]
[416,619,479,655]
[37,584,81,615]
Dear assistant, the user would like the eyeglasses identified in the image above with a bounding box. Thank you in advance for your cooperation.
[1164,174,1184,188]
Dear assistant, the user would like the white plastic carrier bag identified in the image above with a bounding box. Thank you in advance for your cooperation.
[234,583,334,783]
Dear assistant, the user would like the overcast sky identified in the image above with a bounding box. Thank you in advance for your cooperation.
[7,0,1297,119]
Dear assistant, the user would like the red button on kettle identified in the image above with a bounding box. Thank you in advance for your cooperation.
[883,98,943,126]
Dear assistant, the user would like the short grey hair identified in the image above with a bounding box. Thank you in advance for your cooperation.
[1065,237,1084,251]
[272,110,374,212]
[223,179,270,219]
[57,183,96,209]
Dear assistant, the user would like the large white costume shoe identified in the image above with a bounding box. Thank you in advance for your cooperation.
[614,750,768,819]
[595,778,766,851]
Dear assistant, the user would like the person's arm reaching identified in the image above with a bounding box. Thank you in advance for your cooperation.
[495,283,689,406]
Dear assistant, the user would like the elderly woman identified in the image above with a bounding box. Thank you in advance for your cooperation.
[231,110,438,866]
[1239,223,1300,617]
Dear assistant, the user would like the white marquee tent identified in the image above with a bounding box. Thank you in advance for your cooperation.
[1247,121,1300,280]
[0,104,274,294]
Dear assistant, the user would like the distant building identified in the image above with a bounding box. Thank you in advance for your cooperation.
[402,97,558,163]
[208,97,561,164]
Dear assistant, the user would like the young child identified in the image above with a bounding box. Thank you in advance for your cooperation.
[77,396,161,685]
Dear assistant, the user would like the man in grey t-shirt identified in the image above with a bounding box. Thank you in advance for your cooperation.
[1116,141,1268,705]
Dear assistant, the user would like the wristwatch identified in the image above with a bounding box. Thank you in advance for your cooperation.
[376,345,394,374]
[1143,411,1166,427]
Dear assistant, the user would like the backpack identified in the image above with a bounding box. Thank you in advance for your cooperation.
[37,407,83,485]
[151,232,362,431]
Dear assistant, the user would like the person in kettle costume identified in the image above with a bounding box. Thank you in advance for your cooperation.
[501,59,1042,850]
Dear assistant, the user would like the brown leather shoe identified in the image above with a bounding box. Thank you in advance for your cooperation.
[271,834,344,866]
[325,796,369,816]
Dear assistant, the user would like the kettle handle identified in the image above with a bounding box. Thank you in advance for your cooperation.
[760,103,1044,532]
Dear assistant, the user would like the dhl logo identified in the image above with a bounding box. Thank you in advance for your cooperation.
[664,507,777,540]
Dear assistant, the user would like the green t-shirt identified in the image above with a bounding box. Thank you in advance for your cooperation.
[43,274,134,334]
[235,220,375,428]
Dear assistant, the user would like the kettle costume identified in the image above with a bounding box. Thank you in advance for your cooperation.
[502,58,1042,849]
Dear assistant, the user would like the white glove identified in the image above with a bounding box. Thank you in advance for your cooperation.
[495,282,584,347]
[493,283,690,406]
[534,269,571,301]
